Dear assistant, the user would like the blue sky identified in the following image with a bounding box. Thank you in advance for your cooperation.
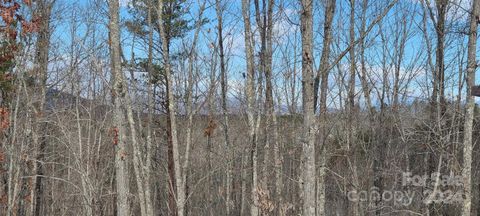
[48,0,480,110]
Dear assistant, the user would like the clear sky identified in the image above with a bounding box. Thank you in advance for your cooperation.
[48,0,479,111]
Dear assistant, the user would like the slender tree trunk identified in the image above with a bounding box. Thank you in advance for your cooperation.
[31,1,53,215]
[253,0,269,191]
[253,71,264,215]
[347,0,356,151]
[435,0,447,115]
[214,1,232,214]
[207,43,217,216]
[182,3,205,215]
[253,0,280,213]
[240,151,248,216]
[316,1,335,215]
[266,15,282,213]
[347,1,361,215]
[122,30,150,216]
[145,1,155,215]
[358,0,373,114]
[157,1,185,215]
[125,77,148,216]
[300,0,316,214]
[426,1,447,214]
[241,0,259,215]
[108,0,130,215]
[462,0,479,215]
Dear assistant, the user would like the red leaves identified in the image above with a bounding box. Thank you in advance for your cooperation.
[109,127,119,145]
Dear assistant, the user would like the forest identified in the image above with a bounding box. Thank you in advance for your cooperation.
[0,0,479,215]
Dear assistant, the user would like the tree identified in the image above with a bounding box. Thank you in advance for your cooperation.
[108,0,130,215]
[300,0,316,214]
[156,0,186,215]
[214,0,232,213]
[241,0,259,215]
[316,1,336,215]
[462,0,479,215]
[31,1,54,215]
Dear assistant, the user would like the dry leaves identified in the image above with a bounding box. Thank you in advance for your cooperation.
[256,186,274,213]
[203,118,217,137]
[0,107,9,132]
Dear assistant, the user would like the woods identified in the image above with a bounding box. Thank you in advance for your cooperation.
[1,0,480,215]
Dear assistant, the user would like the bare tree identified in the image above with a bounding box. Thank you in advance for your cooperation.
[214,1,232,213]
[316,0,336,215]
[2,0,479,215]
[300,0,316,215]
[108,0,130,215]
[462,0,479,215]
[241,0,260,215]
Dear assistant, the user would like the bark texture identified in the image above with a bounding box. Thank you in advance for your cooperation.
[462,0,479,215]
[300,0,316,215]
[108,0,130,215]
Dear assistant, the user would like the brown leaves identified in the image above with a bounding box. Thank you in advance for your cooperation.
[0,193,6,205]
[20,18,38,35]
[1,8,14,24]
[203,118,217,137]
[0,0,38,74]
[0,2,20,25]
[109,127,119,145]
[0,0,38,36]
[255,186,274,213]
[0,107,9,132]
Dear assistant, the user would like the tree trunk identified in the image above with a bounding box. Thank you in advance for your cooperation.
[241,0,259,215]
[182,2,205,215]
[145,1,155,215]
[347,0,356,150]
[214,1,232,214]
[108,0,130,215]
[347,1,361,215]
[435,0,447,115]
[31,1,53,215]
[207,40,217,216]
[316,0,336,215]
[462,0,479,215]
[157,1,185,215]
[300,0,316,214]
[253,0,279,213]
